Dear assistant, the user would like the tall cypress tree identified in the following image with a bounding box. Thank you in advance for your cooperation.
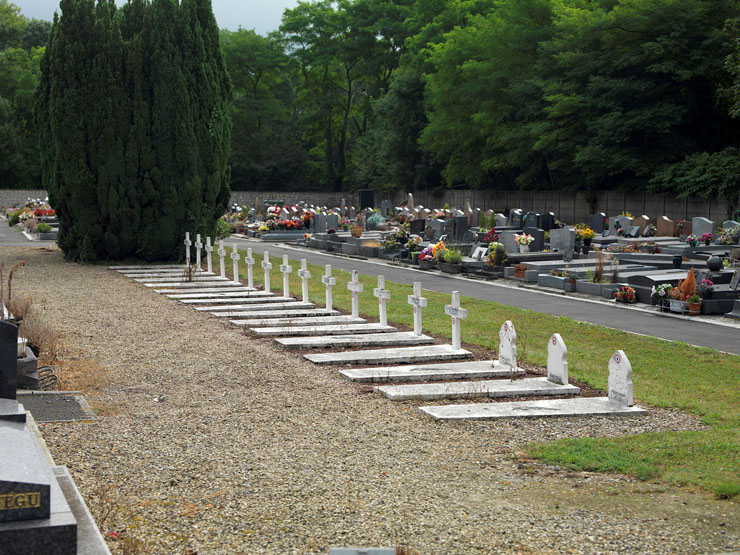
[35,0,231,262]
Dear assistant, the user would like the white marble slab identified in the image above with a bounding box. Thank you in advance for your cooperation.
[191,297,298,308]
[277,332,434,349]
[305,344,473,365]
[231,316,365,327]
[135,276,229,283]
[227,308,339,319]
[167,290,266,299]
[375,377,580,401]
[420,397,647,420]
[110,265,184,270]
[339,360,524,382]
[144,281,243,289]
[154,286,259,294]
[206,302,315,316]
[252,323,396,337]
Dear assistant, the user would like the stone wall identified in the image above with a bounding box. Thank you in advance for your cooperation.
[230,191,358,209]
[0,189,47,207]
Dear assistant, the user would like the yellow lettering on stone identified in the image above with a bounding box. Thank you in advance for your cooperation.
[0,492,42,510]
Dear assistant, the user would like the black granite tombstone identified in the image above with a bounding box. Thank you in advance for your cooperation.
[409,219,426,235]
[588,213,607,234]
[358,189,375,210]
[524,212,540,229]
[523,227,545,252]
[540,212,556,231]
[452,216,469,241]
[0,321,18,400]
[509,209,524,228]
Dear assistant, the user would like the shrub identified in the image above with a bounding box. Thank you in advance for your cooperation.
[8,210,20,226]
[36,222,52,233]
[216,217,231,239]
[443,248,463,264]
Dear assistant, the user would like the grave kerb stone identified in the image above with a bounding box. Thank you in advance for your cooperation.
[262,252,272,293]
[608,350,634,406]
[498,321,517,371]
[347,270,364,318]
[217,240,226,278]
[444,291,468,350]
[407,282,427,336]
[245,248,255,289]
[547,333,568,385]
[322,265,337,311]
[230,244,240,285]
[373,276,391,327]
[280,255,292,298]
[298,259,311,303]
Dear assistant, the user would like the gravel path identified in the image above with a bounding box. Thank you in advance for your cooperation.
[3,246,738,554]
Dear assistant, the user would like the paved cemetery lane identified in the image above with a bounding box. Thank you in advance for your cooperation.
[0,217,39,246]
[231,237,740,355]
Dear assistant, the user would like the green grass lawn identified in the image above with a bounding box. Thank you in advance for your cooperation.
[243,253,740,499]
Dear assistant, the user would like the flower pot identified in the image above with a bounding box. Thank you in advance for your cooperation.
[350,228,362,238]
[672,255,682,269]
[704,239,711,246]
[439,262,462,274]
[418,259,436,270]
[518,244,530,253]
[584,238,592,247]
[687,301,702,315]
[669,300,688,313]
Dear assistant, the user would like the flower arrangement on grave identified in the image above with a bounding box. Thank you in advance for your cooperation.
[696,279,714,298]
[327,228,337,234]
[550,265,572,278]
[485,242,506,266]
[700,232,714,244]
[676,219,686,231]
[515,233,534,246]
[686,233,698,246]
[435,212,446,219]
[614,286,636,303]
[382,238,399,250]
[651,283,673,304]
[419,246,435,261]
[574,223,595,241]
[431,240,447,260]
[302,212,314,224]
[605,244,639,253]
[442,248,463,264]
[303,233,312,240]
[340,218,351,231]
[483,228,499,243]
[258,224,269,232]
[670,267,697,301]
[366,213,385,230]
[717,228,736,245]
[33,207,55,218]
[405,234,422,250]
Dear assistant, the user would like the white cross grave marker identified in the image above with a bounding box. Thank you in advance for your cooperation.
[205,237,213,273]
[347,270,364,318]
[498,320,517,371]
[608,350,634,406]
[280,255,292,298]
[407,282,427,336]
[547,333,568,385]
[298,259,311,303]
[184,232,192,267]
[262,252,272,293]
[444,291,468,350]
[373,276,391,327]
[244,248,255,289]
[194,234,203,269]
[321,265,336,310]
[217,240,226,278]
[230,244,240,285]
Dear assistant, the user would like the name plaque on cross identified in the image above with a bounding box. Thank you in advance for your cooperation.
[244,248,255,289]
[217,240,226,278]
[230,244,240,284]
[205,237,213,273]
[321,265,336,310]
[262,252,273,293]
[347,270,364,318]
[407,281,427,336]
[373,276,391,326]
[298,259,311,303]
[444,291,468,350]
[280,255,293,297]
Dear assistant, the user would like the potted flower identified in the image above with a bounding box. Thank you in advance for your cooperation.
[686,294,702,315]
[696,279,714,299]
[614,286,636,304]
[685,234,698,247]
[482,228,499,244]
[418,246,436,269]
[439,248,463,273]
[485,242,506,268]
[574,224,596,245]
[350,224,363,238]
[700,232,714,246]
[431,240,447,261]
[651,283,673,311]
[515,233,534,253]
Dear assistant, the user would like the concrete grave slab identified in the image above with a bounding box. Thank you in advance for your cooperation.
[375,377,580,401]
[232,315,365,327]
[305,344,472,365]
[189,296,298,307]
[134,276,229,283]
[167,290,267,299]
[420,397,647,420]
[339,360,524,382]
[154,285,257,294]
[144,281,243,289]
[204,302,315,316]
[109,265,183,270]
[252,323,396,337]
[276,332,434,349]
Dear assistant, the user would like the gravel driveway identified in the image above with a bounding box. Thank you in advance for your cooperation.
[4,246,738,554]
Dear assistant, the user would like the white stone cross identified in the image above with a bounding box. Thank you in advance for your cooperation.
[230,244,240,285]
[608,350,634,406]
[244,248,255,289]
[194,234,203,270]
[407,281,427,336]
[547,333,568,384]
[217,240,226,278]
[444,291,468,350]
[347,270,364,318]
[321,265,336,310]
[205,237,213,273]
[280,255,292,298]
[184,232,192,267]
[262,252,272,293]
[298,259,311,303]
[373,275,391,326]
[498,320,517,371]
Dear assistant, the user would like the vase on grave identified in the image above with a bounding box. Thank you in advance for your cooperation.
[581,244,590,255]
[584,238,592,247]
[518,244,529,253]
[439,262,462,274]
[350,227,362,238]
[672,255,683,269]
[411,251,421,263]
[707,256,722,272]
[705,239,711,246]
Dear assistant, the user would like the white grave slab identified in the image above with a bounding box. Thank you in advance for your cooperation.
[276,331,434,350]
[191,297,297,308]
[445,291,467,350]
[251,323,396,337]
[153,285,259,294]
[420,398,647,420]
[166,290,267,299]
[322,265,336,311]
[347,270,363,319]
[373,276,391,326]
[305,344,472,365]
[230,314,355,327]
[229,308,339,320]
[376,377,579,401]
[205,302,314,316]
[134,276,228,283]
[230,244,241,284]
[298,259,311,303]
[262,252,272,293]
[407,282,427,336]
[110,265,184,270]
[122,271,211,279]
[117,268,200,275]
[340,360,524,383]
[547,333,568,385]
[144,281,244,289]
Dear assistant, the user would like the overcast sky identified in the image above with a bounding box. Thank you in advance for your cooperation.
[12,0,301,34]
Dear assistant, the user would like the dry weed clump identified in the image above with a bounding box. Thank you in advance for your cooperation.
[6,295,33,321]
[53,350,112,392]
[19,315,59,363]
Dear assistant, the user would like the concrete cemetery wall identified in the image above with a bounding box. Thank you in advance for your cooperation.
[230,191,358,209]
[0,189,47,206]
